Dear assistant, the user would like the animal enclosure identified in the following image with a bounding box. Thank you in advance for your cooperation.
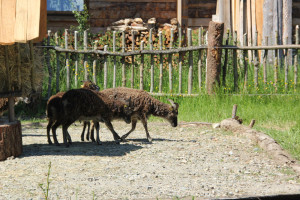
[43,25,300,98]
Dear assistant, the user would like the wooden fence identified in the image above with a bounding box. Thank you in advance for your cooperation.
[44,25,300,98]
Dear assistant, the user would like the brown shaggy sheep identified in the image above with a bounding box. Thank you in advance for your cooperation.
[46,80,100,145]
[60,88,133,147]
[100,87,179,142]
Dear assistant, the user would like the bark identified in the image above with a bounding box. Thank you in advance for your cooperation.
[0,121,22,161]
[206,21,224,94]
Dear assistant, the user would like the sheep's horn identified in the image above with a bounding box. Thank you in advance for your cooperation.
[168,99,179,110]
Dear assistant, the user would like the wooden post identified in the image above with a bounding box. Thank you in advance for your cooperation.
[222,29,229,87]
[149,28,154,93]
[294,25,299,90]
[46,30,52,98]
[168,29,173,93]
[5,46,14,122]
[74,31,78,88]
[140,41,144,90]
[206,21,224,94]
[55,32,60,92]
[159,31,163,93]
[104,45,108,89]
[243,33,248,90]
[113,31,116,88]
[65,29,70,90]
[254,31,259,89]
[263,36,268,86]
[178,27,183,93]
[232,104,237,119]
[16,43,22,90]
[122,31,126,87]
[131,31,135,89]
[274,31,278,91]
[284,36,289,91]
[283,0,292,66]
[188,28,193,95]
[233,31,238,91]
[84,30,88,81]
[93,41,98,84]
[198,27,203,91]
[29,41,35,92]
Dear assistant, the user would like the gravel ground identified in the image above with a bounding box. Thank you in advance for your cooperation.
[0,121,300,200]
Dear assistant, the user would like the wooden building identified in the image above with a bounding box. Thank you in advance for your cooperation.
[47,0,217,33]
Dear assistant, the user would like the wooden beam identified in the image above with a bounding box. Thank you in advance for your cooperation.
[177,0,182,27]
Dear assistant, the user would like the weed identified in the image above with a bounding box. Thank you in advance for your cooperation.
[39,162,52,200]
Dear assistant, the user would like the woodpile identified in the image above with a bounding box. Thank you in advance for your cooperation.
[108,17,179,50]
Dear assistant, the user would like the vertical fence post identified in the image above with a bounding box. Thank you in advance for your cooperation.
[122,31,126,87]
[168,29,173,93]
[159,31,163,93]
[74,31,78,88]
[222,29,229,87]
[284,37,289,91]
[254,31,259,89]
[233,31,238,91]
[243,33,248,90]
[16,43,22,90]
[188,28,193,95]
[263,36,268,85]
[198,27,203,91]
[55,32,60,92]
[140,41,144,90]
[113,31,116,88]
[65,29,70,90]
[178,27,182,94]
[274,31,278,91]
[93,40,98,84]
[131,31,135,88]
[149,28,154,93]
[46,30,52,98]
[294,25,299,90]
[84,30,88,81]
[104,45,108,89]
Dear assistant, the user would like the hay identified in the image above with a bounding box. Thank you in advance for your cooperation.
[0,43,44,97]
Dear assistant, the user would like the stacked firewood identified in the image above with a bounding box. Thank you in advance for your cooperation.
[108,17,179,50]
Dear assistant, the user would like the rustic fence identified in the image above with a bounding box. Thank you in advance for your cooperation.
[43,25,300,98]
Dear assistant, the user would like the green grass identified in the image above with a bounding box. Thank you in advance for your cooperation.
[153,94,300,161]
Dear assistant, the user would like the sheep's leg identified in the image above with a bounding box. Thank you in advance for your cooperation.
[86,121,90,141]
[121,118,138,141]
[81,121,88,141]
[104,121,121,143]
[93,121,102,145]
[51,121,61,145]
[46,119,54,145]
[62,121,73,147]
[141,118,152,142]
[90,123,96,142]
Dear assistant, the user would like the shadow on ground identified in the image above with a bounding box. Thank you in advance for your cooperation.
[21,141,143,158]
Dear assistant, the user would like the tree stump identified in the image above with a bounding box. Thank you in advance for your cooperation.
[0,120,22,161]
[206,21,224,94]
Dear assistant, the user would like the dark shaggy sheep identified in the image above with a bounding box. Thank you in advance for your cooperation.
[46,80,100,145]
[60,88,133,147]
[100,87,179,142]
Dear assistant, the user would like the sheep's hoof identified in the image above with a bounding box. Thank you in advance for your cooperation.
[114,140,120,145]
[65,144,70,148]
[97,141,102,145]
[81,137,84,142]
[48,141,53,145]
[147,137,153,143]
[121,136,128,142]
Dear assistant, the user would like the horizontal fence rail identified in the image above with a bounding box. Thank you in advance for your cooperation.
[43,26,300,98]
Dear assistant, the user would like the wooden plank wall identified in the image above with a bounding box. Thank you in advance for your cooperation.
[89,0,177,32]
[187,0,216,27]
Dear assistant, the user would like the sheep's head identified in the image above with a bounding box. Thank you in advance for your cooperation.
[166,99,179,127]
[120,97,134,124]
[81,80,100,91]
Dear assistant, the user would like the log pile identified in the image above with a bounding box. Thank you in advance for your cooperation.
[108,17,179,50]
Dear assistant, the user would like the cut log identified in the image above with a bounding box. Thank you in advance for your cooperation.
[0,120,22,161]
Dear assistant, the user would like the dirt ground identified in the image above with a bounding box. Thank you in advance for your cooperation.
[0,121,300,199]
